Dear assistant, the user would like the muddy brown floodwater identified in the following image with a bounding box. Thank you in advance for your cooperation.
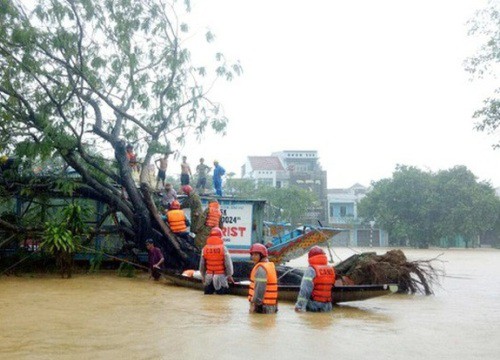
[1,248,499,360]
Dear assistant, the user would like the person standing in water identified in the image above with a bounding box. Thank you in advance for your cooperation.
[248,243,278,314]
[294,246,336,312]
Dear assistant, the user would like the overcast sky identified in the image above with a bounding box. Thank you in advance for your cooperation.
[171,0,499,189]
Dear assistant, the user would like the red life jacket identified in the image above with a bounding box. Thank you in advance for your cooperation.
[167,210,187,233]
[248,261,278,305]
[202,236,225,275]
[309,254,336,303]
[205,202,222,227]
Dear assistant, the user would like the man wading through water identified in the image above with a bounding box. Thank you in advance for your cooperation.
[146,239,164,281]
[248,243,278,314]
[294,246,336,312]
[199,227,234,294]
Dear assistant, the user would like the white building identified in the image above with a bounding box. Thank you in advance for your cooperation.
[327,183,389,247]
[241,156,287,188]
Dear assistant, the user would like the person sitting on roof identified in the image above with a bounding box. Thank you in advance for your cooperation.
[199,227,234,295]
[248,243,278,314]
[165,200,192,243]
[294,246,336,312]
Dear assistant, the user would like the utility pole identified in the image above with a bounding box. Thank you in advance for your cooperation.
[369,220,375,248]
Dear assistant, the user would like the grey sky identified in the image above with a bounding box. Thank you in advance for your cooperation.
[173,0,499,188]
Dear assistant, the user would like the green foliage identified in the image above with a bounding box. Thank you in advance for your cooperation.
[117,262,136,277]
[358,165,500,248]
[0,0,240,222]
[466,1,500,147]
[40,202,91,253]
[88,250,103,273]
[258,186,317,227]
[224,179,317,226]
[41,221,76,253]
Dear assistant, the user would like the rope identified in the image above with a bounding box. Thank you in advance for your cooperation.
[1,251,38,275]
[77,244,149,270]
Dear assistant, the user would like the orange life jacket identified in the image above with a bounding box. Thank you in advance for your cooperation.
[205,202,222,227]
[248,261,278,306]
[167,210,187,233]
[309,254,336,303]
[202,236,225,275]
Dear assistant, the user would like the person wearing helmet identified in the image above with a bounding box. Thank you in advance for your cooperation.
[145,239,164,281]
[212,160,225,197]
[248,243,278,314]
[180,185,203,235]
[195,158,211,194]
[199,227,234,294]
[294,246,336,312]
[165,200,192,242]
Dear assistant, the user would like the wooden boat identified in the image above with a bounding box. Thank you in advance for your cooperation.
[267,226,342,264]
[162,269,398,304]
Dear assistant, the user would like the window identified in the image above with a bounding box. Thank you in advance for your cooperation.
[340,206,347,217]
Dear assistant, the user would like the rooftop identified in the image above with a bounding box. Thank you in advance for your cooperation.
[248,156,285,171]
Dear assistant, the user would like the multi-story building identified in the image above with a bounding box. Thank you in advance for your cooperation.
[240,156,288,188]
[327,183,388,246]
[241,150,327,223]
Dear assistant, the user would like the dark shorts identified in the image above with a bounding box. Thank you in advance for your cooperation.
[180,173,190,185]
[196,177,207,189]
[255,304,278,314]
[204,282,229,295]
[157,169,166,181]
[151,268,162,281]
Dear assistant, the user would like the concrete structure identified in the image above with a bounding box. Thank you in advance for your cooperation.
[241,156,287,188]
[327,184,389,247]
[272,150,327,223]
[241,150,328,223]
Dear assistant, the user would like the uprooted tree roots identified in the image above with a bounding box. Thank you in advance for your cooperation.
[334,249,443,295]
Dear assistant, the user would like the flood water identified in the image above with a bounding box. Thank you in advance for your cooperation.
[1,248,499,360]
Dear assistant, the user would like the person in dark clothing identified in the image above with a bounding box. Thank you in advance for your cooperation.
[146,239,164,281]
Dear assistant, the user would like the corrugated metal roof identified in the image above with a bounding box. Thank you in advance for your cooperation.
[248,156,285,171]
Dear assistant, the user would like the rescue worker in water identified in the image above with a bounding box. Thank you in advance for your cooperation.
[199,227,234,294]
[294,246,336,312]
[248,243,278,314]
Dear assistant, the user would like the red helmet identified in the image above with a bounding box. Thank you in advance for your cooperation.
[249,243,268,258]
[182,185,193,195]
[210,227,223,237]
[170,200,181,209]
[308,246,325,258]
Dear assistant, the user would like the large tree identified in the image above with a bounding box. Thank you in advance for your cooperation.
[358,165,500,248]
[0,0,241,267]
[466,0,500,147]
